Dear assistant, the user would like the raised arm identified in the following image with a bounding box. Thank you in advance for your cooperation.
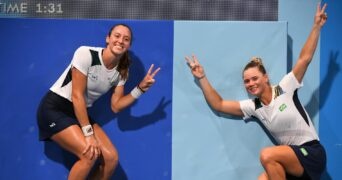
[111,64,160,113]
[292,2,327,83]
[185,55,243,117]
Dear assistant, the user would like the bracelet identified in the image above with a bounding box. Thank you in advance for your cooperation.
[198,74,206,79]
[137,85,146,93]
[131,86,144,99]
[81,125,94,137]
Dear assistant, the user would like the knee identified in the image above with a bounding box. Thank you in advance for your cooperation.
[79,155,99,168]
[103,150,119,168]
[259,147,274,166]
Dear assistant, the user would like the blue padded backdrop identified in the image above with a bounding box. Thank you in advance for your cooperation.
[173,21,287,180]
[0,18,173,180]
[1,2,332,177]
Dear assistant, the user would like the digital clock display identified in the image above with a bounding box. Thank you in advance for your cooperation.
[0,2,63,16]
[0,0,277,20]
[36,3,63,14]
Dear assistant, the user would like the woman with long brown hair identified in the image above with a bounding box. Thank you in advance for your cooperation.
[37,24,160,179]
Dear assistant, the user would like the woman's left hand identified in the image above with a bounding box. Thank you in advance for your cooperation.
[138,64,161,92]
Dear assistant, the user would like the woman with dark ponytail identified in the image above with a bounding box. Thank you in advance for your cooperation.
[185,3,327,180]
[37,24,160,180]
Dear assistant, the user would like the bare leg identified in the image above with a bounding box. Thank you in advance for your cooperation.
[51,125,98,180]
[259,145,304,180]
[89,124,119,180]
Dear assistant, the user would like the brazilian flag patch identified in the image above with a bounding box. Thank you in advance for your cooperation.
[279,103,287,112]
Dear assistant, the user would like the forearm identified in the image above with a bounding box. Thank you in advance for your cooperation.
[299,24,321,63]
[111,84,147,113]
[72,95,91,126]
[111,93,137,113]
[293,24,322,82]
[111,64,160,113]
[299,2,327,63]
[198,76,224,111]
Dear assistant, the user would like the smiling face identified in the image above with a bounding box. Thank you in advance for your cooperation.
[243,67,269,97]
[106,25,132,56]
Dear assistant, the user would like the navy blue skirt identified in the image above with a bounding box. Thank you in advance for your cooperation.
[36,91,95,141]
[288,140,326,180]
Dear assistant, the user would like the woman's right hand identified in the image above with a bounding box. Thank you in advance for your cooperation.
[82,135,101,160]
[185,55,206,79]
[314,2,327,27]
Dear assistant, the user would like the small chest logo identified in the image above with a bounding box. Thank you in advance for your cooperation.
[279,103,287,112]
[49,122,56,128]
[89,74,98,81]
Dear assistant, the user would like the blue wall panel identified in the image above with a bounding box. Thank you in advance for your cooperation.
[173,21,287,180]
[0,18,173,180]
[320,0,342,179]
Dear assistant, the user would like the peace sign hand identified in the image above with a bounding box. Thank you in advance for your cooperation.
[315,2,327,27]
[138,64,161,92]
[185,55,206,79]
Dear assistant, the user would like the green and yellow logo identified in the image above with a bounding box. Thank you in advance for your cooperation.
[300,147,308,156]
[279,103,287,112]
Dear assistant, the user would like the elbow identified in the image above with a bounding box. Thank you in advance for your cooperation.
[210,102,223,113]
[111,104,121,113]
[206,97,224,112]
[299,53,313,64]
[301,56,313,63]
[71,92,82,104]
[215,107,224,113]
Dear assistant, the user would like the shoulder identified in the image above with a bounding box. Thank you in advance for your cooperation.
[71,46,102,74]
[239,98,257,120]
[75,46,102,54]
[239,99,256,110]
[279,71,303,92]
[72,46,103,62]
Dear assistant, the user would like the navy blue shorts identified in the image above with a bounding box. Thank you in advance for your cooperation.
[36,91,95,141]
[287,140,326,180]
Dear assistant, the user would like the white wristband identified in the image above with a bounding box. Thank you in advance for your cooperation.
[81,125,94,137]
[130,86,143,99]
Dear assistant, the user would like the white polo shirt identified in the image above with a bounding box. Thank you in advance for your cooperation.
[50,46,126,107]
[239,72,319,145]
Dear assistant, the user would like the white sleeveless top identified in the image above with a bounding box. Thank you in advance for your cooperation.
[50,46,126,107]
